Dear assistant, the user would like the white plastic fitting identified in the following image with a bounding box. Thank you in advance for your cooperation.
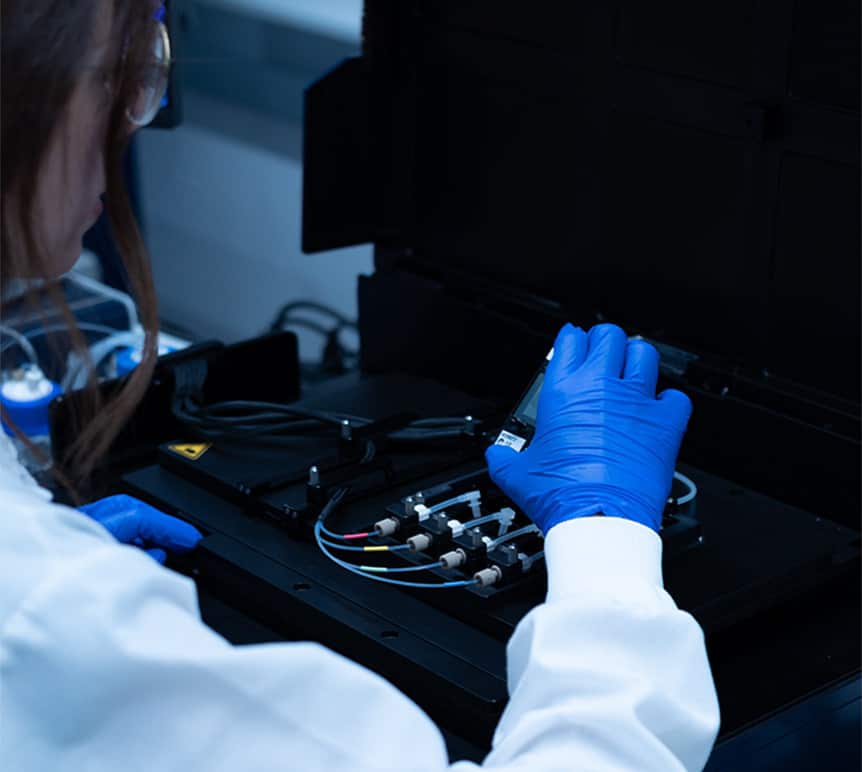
[407,533,432,552]
[374,517,399,537]
[439,549,467,570]
[473,566,502,588]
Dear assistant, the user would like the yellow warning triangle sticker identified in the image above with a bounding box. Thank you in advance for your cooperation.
[168,442,211,461]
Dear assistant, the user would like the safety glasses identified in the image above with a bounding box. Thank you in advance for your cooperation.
[126,20,171,127]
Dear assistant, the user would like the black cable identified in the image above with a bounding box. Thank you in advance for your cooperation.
[388,430,465,441]
[317,486,349,524]
[174,393,481,447]
[274,316,334,338]
[172,397,378,447]
[188,399,368,426]
[269,301,357,333]
[270,316,359,376]
[269,304,360,377]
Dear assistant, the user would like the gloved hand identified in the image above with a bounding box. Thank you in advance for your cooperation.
[79,493,203,564]
[486,323,692,534]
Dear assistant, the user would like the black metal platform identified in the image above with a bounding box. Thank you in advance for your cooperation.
[124,438,860,750]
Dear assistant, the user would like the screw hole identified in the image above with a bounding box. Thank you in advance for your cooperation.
[293,582,311,591]
[381,630,399,639]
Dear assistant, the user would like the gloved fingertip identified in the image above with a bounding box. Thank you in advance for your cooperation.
[146,548,167,564]
[167,521,204,553]
[658,388,693,423]
[485,442,518,474]
[77,500,103,519]
[585,323,628,375]
[548,324,588,378]
[588,321,625,339]
[553,322,583,348]
[587,323,627,352]
[139,504,204,552]
[622,339,660,395]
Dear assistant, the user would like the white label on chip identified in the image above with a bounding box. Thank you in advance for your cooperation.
[495,430,528,452]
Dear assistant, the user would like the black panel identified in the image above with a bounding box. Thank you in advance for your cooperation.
[617,0,755,88]
[417,0,609,52]
[769,154,861,399]
[600,114,759,361]
[303,58,376,252]
[706,676,861,771]
[413,39,606,319]
[358,271,561,403]
[790,0,861,110]
[355,2,861,396]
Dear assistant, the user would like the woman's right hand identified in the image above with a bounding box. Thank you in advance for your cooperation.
[485,323,692,535]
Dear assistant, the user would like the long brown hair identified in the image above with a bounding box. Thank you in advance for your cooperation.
[1,1,160,486]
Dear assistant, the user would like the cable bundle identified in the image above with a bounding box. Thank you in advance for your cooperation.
[172,396,481,447]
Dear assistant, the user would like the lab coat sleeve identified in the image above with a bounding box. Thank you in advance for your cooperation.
[454,516,720,771]
[1,529,450,772]
[2,505,718,772]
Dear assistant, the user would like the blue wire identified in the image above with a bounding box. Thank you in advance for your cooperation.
[320,539,410,553]
[319,523,368,541]
[317,540,441,571]
[373,563,440,573]
[314,522,478,589]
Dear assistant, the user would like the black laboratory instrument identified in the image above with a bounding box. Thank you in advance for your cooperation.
[50,1,860,765]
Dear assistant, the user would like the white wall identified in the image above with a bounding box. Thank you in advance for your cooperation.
[135,0,371,361]
[200,0,362,41]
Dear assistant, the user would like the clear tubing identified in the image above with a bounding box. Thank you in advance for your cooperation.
[451,508,515,537]
[65,271,138,331]
[486,524,541,552]
[0,324,39,366]
[0,322,122,361]
[672,471,698,506]
[521,550,545,572]
[419,491,482,519]
[62,330,143,391]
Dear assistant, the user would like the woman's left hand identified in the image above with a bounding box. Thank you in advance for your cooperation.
[79,494,203,564]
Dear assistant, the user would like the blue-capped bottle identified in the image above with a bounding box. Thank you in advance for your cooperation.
[1,365,63,474]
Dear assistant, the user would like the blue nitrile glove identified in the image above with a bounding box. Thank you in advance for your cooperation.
[79,494,203,564]
[485,323,692,534]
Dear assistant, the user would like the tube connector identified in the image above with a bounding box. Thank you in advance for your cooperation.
[473,565,502,588]
[496,507,516,536]
[520,550,545,572]
[374,517,399,537]
[463,415,476,437]
[407,533,433,552]
[439,549,467,570]
[340,419,353,441]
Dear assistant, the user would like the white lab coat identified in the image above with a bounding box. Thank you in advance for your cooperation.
[0,433,719,770]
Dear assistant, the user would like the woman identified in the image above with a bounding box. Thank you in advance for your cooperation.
[0,2,720,769]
